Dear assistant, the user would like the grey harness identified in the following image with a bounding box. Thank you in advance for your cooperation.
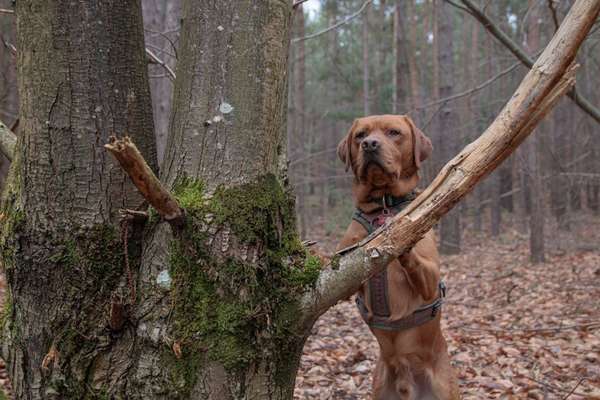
[352,192,446,331]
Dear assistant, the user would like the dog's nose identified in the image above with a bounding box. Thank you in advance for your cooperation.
[361,138,379,152]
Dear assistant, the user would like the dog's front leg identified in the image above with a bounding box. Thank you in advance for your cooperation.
[398,230,440,302]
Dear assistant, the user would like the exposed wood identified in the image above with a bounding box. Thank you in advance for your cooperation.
[454,0,600,125]
[105,136,184,225]
[0,119,15,161]
[301,0,600,321]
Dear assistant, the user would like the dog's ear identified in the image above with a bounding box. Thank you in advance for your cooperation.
[337,120,357,172]
[403,115,432,169]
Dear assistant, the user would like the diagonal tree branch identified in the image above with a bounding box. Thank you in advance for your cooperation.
[300,0,600,323]
[449,0,600,124]
[0,119,16,161]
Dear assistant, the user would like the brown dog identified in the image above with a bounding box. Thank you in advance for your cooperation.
[336,115,459,399]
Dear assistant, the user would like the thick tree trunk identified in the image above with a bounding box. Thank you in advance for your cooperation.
[132,1,305,398]
[2,0,157,398]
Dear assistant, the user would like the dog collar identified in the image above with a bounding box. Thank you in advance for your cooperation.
[353,191,417,233]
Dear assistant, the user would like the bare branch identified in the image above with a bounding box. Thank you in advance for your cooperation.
[0,118,16,161]
[300,0,600,323]
[291,0,372,44]
[0,8,14,14]
[452,0,600,124]
[145,48,176,81]
[412,60,521,112]
[105,136,184,226]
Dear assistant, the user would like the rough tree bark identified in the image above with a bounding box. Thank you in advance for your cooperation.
[1,0,599,399]
[1,0,157,399]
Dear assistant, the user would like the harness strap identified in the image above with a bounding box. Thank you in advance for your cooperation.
[356,281,446,332]
[352,191,416,319]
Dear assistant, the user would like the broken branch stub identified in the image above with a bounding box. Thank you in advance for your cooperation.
[105,136,184,226]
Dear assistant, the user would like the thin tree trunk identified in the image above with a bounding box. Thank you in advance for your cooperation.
[362,2,371,116]
[393,0,409,113]
[142,0,182,165]
[437,0,461,254]
[526,0,545,263]
[406,0,421,111]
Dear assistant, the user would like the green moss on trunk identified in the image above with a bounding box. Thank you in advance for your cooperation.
[165,174,320,395]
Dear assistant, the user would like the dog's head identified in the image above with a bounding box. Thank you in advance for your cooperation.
[337,115,432,202]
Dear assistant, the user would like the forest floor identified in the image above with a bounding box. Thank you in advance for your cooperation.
[0,215,598,399]
[294,213,600,399]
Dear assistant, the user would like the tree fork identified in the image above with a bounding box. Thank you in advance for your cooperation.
[300,0,600,322]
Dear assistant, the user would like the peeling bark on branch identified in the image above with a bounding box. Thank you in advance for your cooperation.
[301,0,600,321]
[105,136,183,225]
[0,119,16,161]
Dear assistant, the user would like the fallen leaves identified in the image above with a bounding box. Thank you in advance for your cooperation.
[295,214,600,399]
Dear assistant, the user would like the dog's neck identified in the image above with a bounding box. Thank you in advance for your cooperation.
[353,173,419,213]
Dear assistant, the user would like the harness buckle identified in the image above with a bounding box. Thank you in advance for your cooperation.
[439,281,447,298]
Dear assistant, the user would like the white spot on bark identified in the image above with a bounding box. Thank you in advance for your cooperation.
[217,142,224,150]
[212,115,223,123]
[217,25,224,31]
[156,270,172,289]
[370,249,381,259]
[219,102,234,114]
[94,105,102,113]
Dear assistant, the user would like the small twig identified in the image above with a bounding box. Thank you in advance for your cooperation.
[119,209,149,223]
[291,0,372,43]
[1,37,16,57]
[105,136,184,226]
[453,321,600,334]
[547,0,560,32]
[0,8,14,14]
[562,378,585,399]
[145,48,176,81]
[410,60,521,113]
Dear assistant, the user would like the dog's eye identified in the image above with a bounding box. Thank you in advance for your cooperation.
[355,131,367,141]
[388,130,401,137]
